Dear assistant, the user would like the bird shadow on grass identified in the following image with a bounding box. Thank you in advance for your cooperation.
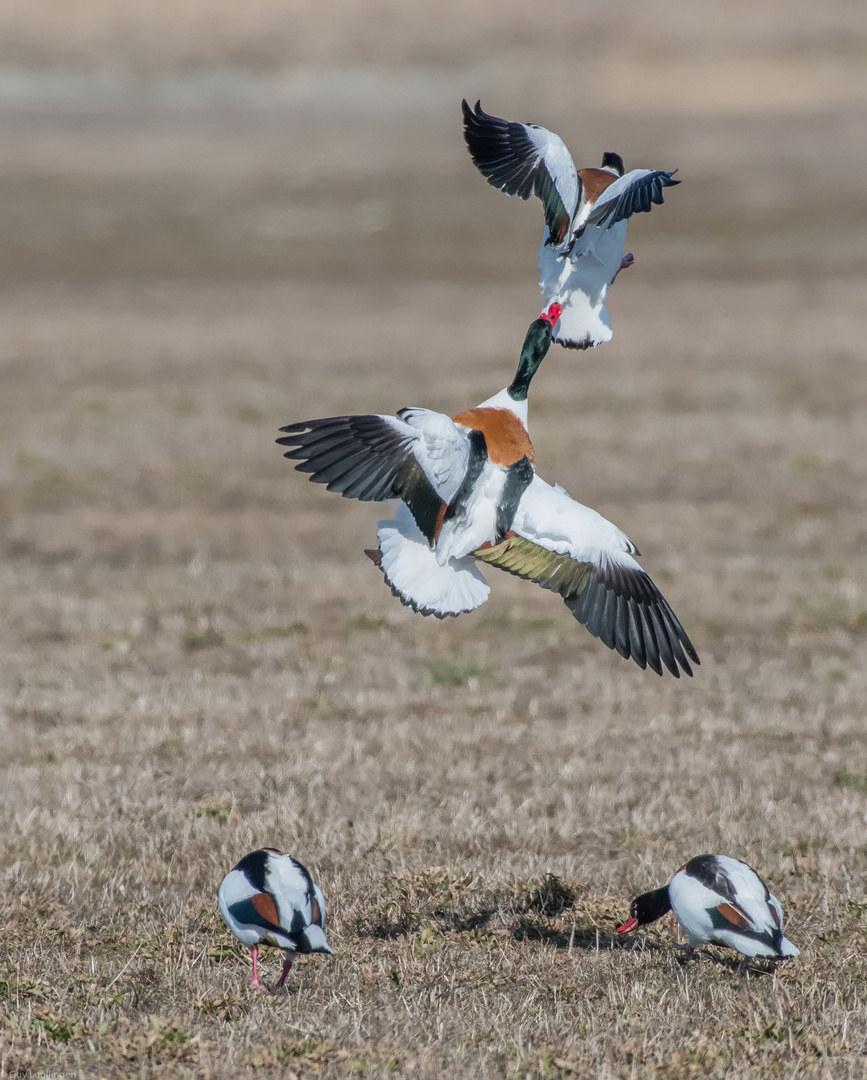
[512,926,780,975]
[370,906,502,940]
[512,919,654,952]
[698,949,780,979]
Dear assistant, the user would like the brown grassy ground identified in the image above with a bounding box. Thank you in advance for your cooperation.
[2,4,867,1078]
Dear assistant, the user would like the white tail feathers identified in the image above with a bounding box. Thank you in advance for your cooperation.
[551,292,612,349]
[778,936,800,958]
[377,504,489,618]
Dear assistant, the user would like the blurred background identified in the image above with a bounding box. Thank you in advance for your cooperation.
[3,0,867,852]
[2,0,866,635]
[2,0,867,792]
[1,0,866,291]
[2,2,867,1074]
[1,0,865,534]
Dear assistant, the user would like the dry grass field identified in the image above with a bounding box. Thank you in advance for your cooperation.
[2,3,867,1078]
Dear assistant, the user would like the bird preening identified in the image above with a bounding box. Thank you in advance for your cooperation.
[461,99,680,350]
[278,305,699,677]
[218,849,333,992]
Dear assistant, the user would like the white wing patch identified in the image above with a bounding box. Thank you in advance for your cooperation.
[511,476,637,560]
[522,123,581,220]
[397,407,470,504]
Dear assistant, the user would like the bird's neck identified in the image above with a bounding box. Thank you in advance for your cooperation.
[507,319,552,403]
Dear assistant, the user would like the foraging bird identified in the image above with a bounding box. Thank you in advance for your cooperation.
[278,309,698,677]
[217,849,333,992]
[616,854,800,963]
[462,99,680,350]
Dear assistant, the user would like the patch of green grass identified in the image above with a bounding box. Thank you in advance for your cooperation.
[425,657,495,688]
[182,626,225,650]
[34,1010,82,1043]
[784,595,866,634]
[609,825,657,851]
[237,622,309,640]
[347,613,387,631]
[837,773,867,794]
[753,728,794,742]
[162,395,199,416]
[412,923,446,956]
[232,402,266,423]
[194,799,234,823]
[18,751,58,765]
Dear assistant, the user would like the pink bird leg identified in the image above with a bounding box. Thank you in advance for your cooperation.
[610,252,635,285]
[249,944,268,992]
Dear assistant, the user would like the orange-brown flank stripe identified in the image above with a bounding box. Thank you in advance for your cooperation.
[311,896,322,926]
[451,408,535,467]
[433,500,449,543]
[251,891,281,928]
[715,902,752,931]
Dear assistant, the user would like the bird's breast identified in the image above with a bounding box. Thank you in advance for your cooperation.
[451,407,535,467]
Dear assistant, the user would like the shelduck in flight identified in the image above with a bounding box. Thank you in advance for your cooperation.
[617,854,800,965]
[218,848,333,992]
[278,307,698,677]
[462,99,680,351]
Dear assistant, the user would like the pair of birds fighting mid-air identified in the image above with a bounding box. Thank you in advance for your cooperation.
[218,849,798,991]
[278,100,697,676]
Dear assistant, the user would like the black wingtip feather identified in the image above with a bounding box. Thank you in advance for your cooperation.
[649,604,678,678]
[625,597,647,670]
[564,561,699,677]
[462,98,572,238]
[637,603,664,677]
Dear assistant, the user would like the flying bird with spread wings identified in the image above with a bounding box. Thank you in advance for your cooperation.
[462,99,680,350]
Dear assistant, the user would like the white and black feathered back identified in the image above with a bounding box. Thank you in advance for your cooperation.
[218,848,333,955]
[670,855,799,959]
[461,99,678,243]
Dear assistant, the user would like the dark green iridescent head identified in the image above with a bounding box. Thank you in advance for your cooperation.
[507,303,562,402]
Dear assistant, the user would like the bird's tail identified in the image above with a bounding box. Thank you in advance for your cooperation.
[777,934,800,959]
[374,504,490,618]
[550,294,613,350]
[299,924,334,955]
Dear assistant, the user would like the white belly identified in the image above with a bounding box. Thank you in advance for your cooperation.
[435,465,507,565]
[538,221,628,349]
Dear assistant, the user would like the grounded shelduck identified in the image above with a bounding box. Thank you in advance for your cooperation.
[218,848,333,992]
[617,854,800,966]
